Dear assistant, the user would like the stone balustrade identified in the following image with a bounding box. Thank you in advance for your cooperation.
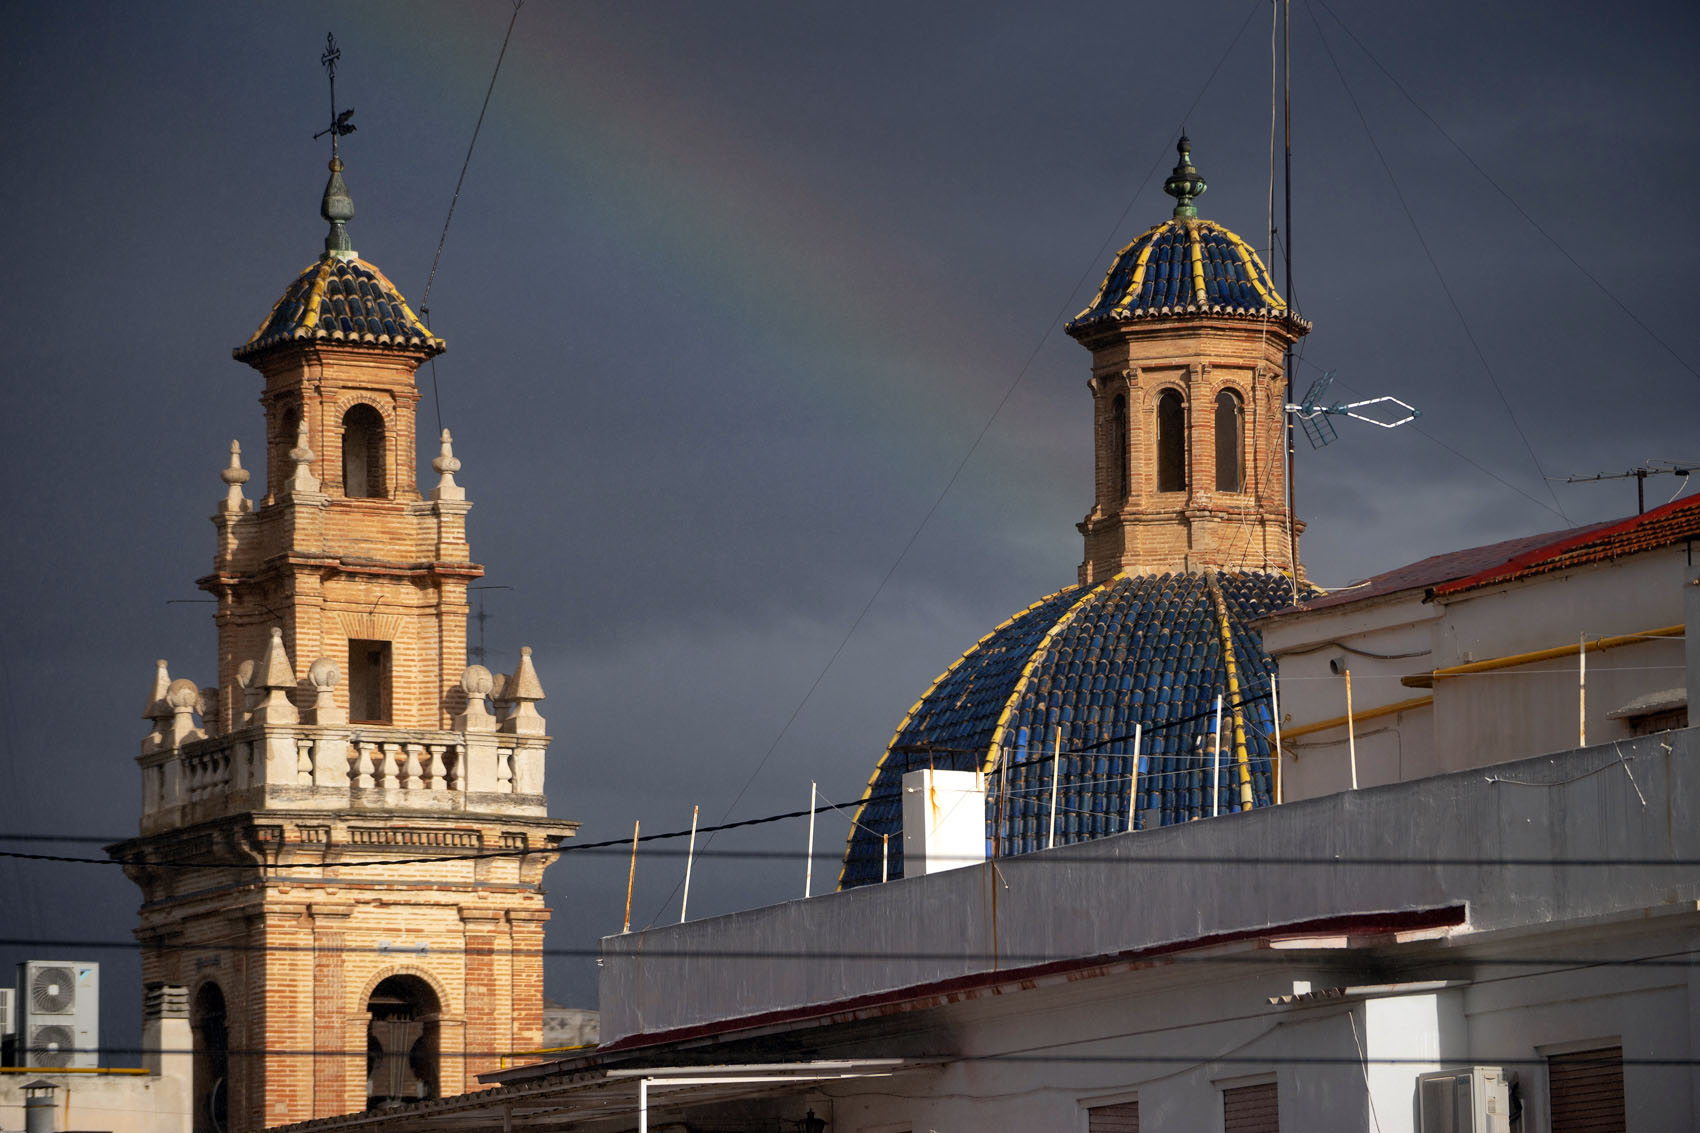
[138,725,549,833]
[136,646,552,835]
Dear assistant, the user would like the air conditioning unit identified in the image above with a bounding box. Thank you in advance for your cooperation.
[19,961,100,1069]
[0,986,14,1066]
[1417,1066,1510,1133]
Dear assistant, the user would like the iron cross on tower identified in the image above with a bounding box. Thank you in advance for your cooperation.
[313,33,357,155]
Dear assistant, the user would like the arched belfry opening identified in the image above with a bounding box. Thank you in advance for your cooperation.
[1156,390,1187,493]
[1111,393,1130,500]
[366,975,440,1109]
[191,982,229,1133]
[341,403,388,498]
[1214,388,1245,492]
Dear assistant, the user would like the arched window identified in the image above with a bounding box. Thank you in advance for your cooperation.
[367,975,440,1109]
[1156,390,1187,493]
[191,982,228,1133]
[341,404,387,498]
[1214,389,1245,492]
[1111,394,1130,500]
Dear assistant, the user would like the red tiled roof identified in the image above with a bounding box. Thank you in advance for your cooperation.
[1433,493,1700,596]
[1289,525,1603,613]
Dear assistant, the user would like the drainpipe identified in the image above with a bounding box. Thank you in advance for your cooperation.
[1687,571,1699,716]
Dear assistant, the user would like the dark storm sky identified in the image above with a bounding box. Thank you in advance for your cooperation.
[2,1,1697,1051]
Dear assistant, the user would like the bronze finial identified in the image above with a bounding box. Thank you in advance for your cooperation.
[1163,134,1208,219]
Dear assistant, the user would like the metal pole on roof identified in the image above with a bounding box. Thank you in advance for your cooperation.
[622,820,639,934]
[805,782,817,898]
[1578,633,1588,746]
[1128,723,1143,831]
[1271,677,1285,805]
[679,805,699,924]
[881,834,889,884]
[1047,727,1062,849]
[1211,695,1224,817]
[1345,669,1359,790]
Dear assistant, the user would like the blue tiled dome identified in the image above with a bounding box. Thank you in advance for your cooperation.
[235,255,443,361]
[839,571,1310,890]
[1067,219,1288,331]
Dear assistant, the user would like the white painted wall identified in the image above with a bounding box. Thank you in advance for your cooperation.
[1268,548,1690,802]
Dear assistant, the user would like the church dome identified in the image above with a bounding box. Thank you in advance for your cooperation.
[234,254,443,361]
[1067,136,1294,333]
[840,571,1308,889]
[234,153,443,362]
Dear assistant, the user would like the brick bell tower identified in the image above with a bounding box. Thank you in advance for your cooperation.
[1066,137,1309,584]
[110,137,577,1130]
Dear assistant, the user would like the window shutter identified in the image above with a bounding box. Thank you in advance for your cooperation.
[1224,1081,1279,1133]
[1087,1099,1138,1133]
[1549,1046,1624,1132]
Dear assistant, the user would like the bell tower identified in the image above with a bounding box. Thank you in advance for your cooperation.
[1066,137,1308,583]
[111,90,577,1131]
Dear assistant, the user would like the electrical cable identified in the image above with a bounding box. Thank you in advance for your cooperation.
[418,0,525,434]
[649,0,1275,935]
[0,937,1692,973]
[1304,0,1570,525]
[1292,347,1568,522]
[1312,0,1700,389]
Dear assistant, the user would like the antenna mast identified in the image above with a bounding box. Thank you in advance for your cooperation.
[1563,462,1693,515]
[1282,0,1298,601]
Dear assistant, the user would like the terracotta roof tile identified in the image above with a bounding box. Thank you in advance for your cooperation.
[1432,493,1700,596]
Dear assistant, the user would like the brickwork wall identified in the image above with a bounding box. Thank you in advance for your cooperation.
[126,330,571,1131]
[1076,318,1302,581]
[119,815,568,1130]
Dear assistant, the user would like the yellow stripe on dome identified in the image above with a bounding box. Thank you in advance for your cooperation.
[984,579,1107,775]
[1219,227,1285,310]
[1205,572,1255,810]
[1188,221,1207,304]
[300,260,331,331]
[1120,230,1161,312]
[836,585,1083,890]
[1073,237,1137,323]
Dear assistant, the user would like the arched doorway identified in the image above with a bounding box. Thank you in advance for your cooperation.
[366,975,440,1109]
[191,982,228,1133]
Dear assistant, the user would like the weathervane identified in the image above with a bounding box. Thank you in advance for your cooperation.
[1286,371,1420,449]
[313,33,357,156]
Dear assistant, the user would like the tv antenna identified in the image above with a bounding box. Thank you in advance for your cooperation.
[1286,371,1420,449]
[313,33,357,154]
[1562,461,1693,515]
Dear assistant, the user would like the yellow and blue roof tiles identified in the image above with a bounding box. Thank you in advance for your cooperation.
[235,254,443,361]
[839,571,1310,890]
[1069,218,1286,330]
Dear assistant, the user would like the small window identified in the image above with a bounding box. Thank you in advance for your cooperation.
[1088,1099,1139,1132]
[1156,390,1187,493]
[1215,389,1245,492]
[1549,1046,1623,1132]
[341,404,387,498]
[1111,394,1130,500]
[1224,1081,1278,1132]
[348,640,392,724]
